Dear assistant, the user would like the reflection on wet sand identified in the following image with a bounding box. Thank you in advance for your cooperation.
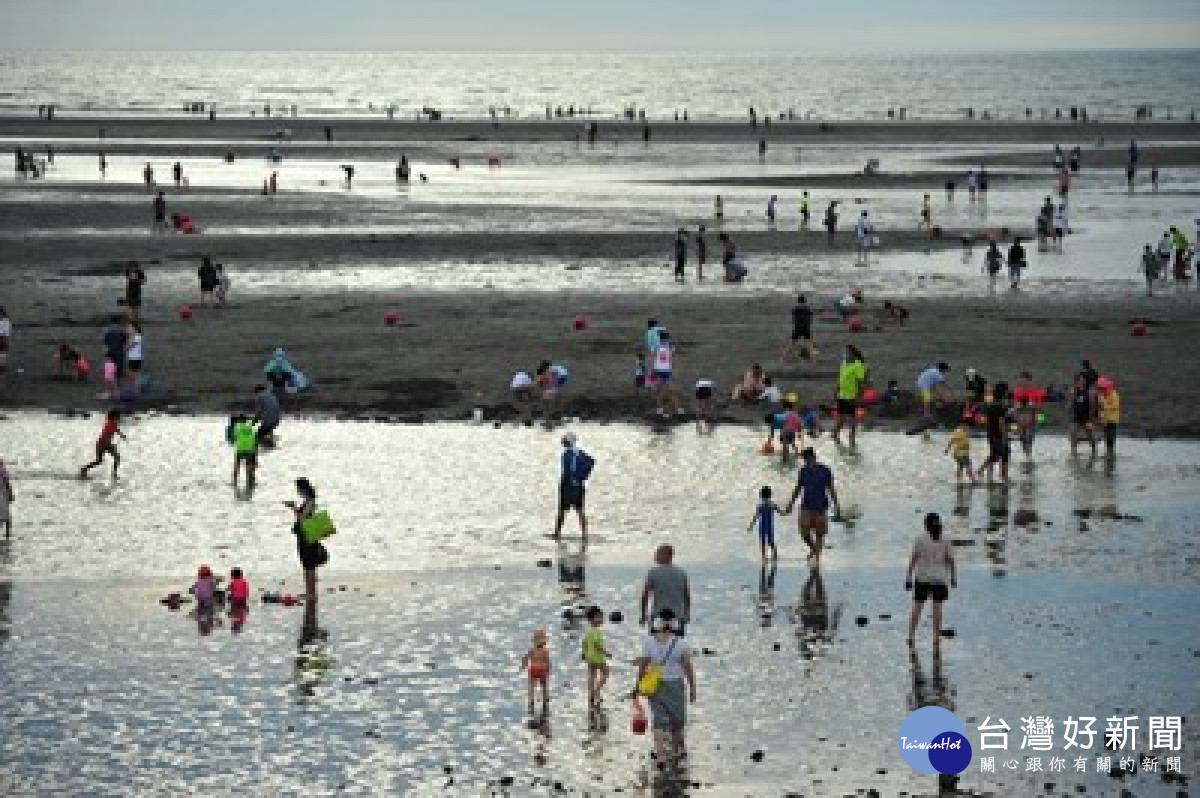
[0,539,11,644]
[756,561,776,628]
[295,603,332,700]
[793,566,843,661]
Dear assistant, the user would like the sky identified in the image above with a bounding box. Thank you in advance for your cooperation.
[2,0,1199,52]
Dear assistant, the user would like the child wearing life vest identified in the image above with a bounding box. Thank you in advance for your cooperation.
[521,628,551,714]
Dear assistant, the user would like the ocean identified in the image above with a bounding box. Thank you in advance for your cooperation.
[2,49,1199,120]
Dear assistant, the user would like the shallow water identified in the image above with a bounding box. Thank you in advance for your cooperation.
[3,50,1200,120]
[1,415,1197,794]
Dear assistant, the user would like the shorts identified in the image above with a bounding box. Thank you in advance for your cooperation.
[559,483,585,512]
[95,441,118,459]
[955,455,971,469]
[127,359,143,373]
[235,451,257,466]
[652,370,672,384]
[257,419,279,440]
[837,398,857,418]
[528,664,549,682]
[987,436,1010,464]
[125,296,142,309]
[1019,427,1036,447]
[780,429,797,445]
[695,385,713,400]
[758,527,775,547]
[913,581,949,603]
[791,326,811,342]
[799,508,828,534]
[635,375,646,389]
[919,389,933,405]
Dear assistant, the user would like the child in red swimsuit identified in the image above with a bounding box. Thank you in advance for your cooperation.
[520,629,551,714]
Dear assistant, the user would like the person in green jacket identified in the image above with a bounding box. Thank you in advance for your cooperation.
[230,414,259,490]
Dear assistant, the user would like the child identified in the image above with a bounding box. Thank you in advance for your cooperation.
[228,567,250,610]
[74,351,91,382]
[1016,398,1038,459]
[778,401,802,460]
[100,355,118,400]
[230,413,259,489]
[80,409,126,479]
[191,564,217,609]
[762,376,782,405]
[634,352,647,389]
[520,629,551,714]
[945,424,974,484]
[582,606,610,710]
[694,378,715,422]
[747,485,782,560]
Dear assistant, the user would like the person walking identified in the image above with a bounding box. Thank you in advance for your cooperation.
[833,345,866,447]
[975,382,1013,482]
[254,384,282,445]
[633,608,697,771]
[286,478,328,606]
[0,306,10,388]
[904,512,956,647]
[639,545,691,635]
[124,261,146,324]
[785,293,813,360]
[197,256,219,307]
[152,191,167,232]
[784,447,842,564]
[0,458,13,537]
[1007,237,1027,289]
[695,224,707,281]
[672,228,687,282]
[552,432,592,540]
[823,201,838,243]
[1140,243,1160,297]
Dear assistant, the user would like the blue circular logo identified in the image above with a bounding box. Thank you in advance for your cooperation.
[898,707,973,774]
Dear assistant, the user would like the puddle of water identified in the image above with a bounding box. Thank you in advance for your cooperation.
[0,416,1197,793]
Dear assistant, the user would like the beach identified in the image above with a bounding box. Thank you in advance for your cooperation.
[3,115,1200,436]
[3,43,1200,796]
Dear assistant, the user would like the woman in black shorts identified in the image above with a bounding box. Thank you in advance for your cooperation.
[286,478,327,605]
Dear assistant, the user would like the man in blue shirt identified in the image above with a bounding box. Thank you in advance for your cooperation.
[784,448,842,564]
[553,432,588,540]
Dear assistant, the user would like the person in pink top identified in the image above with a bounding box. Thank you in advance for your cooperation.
[190,564,216,609]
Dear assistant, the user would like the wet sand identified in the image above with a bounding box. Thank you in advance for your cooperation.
[2,418,1198,794]
[3,283,1198,438]
[5,116,1199,146]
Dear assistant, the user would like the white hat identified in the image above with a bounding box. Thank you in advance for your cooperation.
[562,432,577,446]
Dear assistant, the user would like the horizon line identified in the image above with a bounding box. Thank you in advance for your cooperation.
[1,45,1198,56]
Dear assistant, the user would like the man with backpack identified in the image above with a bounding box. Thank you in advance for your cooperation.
[552,432,593,540]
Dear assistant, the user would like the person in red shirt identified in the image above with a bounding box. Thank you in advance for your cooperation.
[80,409,126,479]
[228,567,250,609]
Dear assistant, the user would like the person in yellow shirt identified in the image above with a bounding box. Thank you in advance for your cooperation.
[1096,378,1121,458]
[944,424,974,483]
[834,345,867,448]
